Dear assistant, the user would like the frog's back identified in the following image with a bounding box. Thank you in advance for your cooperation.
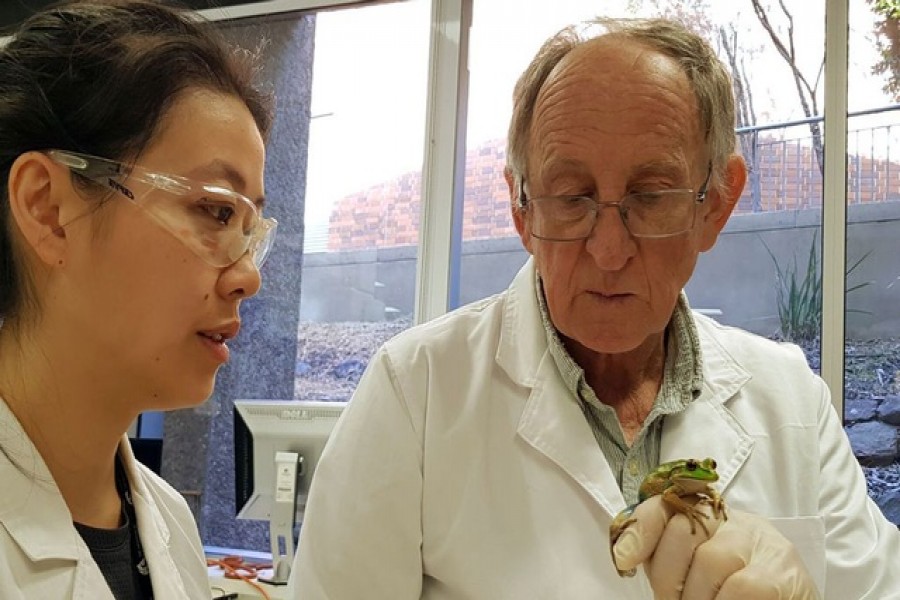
[637,476,672,502]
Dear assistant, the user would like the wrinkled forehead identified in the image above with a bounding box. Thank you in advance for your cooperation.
[527,36,705,178]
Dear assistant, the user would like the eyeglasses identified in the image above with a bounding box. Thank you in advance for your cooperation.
[518,165,712,242]
[47,149,278,269]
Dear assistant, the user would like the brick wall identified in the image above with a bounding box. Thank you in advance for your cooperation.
[328,137,900,251]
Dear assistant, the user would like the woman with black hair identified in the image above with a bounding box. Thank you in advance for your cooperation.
[0,1,275,597]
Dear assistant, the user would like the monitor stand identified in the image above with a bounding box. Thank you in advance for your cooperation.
[259,451,301,585]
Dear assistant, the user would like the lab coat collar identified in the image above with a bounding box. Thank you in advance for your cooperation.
[117,435,186,597]
[117,435,172,551]
[496,258,550,388]
[0,397,82,562]
[0,398,175,562]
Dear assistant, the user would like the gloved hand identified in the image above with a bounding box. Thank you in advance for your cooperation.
[611,495,820,599]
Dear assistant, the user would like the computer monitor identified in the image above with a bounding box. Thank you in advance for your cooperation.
[233,399,347,584]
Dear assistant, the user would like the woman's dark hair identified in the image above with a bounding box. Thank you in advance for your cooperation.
[0,0,273,321]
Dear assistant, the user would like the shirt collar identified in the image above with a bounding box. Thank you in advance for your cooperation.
[535,278,704,409]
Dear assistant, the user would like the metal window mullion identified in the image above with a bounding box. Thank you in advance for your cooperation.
[414,0,471,324]
[822,0,849,416]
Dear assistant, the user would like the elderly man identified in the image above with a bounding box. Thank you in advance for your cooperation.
[290,18,900,599]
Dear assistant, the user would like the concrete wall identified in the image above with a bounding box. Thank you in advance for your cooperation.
[300,201,900,340]
[689,201,900,339]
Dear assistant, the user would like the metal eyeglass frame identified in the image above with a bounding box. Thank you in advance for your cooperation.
[517,163,713,241]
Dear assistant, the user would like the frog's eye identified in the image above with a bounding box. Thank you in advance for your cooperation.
[686,459,698,470]
[709,459,717,470]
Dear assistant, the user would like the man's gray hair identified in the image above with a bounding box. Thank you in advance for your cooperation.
[507,17,737,195]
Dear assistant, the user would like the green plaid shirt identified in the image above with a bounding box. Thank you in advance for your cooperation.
[536,278,704,505]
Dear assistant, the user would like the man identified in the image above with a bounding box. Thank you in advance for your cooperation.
[290,18,900,599]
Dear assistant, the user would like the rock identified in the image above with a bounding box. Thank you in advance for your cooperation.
[878,395,900,426]
[876,489,900,528]
[846,421,899,466]
[845,399,878,422]
[295,361,312,377]
[332,359,367,381]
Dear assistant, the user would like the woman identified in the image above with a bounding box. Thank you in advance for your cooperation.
[0,1,275,597]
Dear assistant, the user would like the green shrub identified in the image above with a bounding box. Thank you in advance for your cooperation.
[760,231,872,343]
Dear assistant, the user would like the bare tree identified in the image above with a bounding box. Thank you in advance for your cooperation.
[628,0,765,208]
[750,0,825,176]
[719,23,763,211]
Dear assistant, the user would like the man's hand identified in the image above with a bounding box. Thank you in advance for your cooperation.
[611,495,820,599]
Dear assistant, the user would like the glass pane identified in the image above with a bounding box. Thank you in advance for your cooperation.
[459,1,614,306]
[845,3,900,527]
[297,0,428,404]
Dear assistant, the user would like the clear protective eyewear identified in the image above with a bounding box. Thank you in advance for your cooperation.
[47,149,277,269]
[518,165,712,241]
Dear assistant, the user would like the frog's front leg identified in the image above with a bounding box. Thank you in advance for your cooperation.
[660,486,713,537]
[609,504,639,577]
[704,487,728,521]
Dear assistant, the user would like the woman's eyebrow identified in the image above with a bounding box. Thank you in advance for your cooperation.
[185,160,266,208]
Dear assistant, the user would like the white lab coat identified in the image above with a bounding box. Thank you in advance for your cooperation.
[0,398,210,599]
[291,260,900,600]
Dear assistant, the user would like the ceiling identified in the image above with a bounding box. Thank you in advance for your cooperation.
[0,1,273,31]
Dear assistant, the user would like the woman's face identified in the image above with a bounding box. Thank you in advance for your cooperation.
[58,88,267,410]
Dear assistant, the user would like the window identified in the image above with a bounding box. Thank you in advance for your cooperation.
[845,2,900,523]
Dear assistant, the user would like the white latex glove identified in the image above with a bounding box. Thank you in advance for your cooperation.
[611,495,820,600]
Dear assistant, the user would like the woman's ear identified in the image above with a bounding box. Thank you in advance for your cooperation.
[7,152,70,267]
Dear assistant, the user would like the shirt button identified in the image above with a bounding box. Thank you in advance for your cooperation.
[628,460,639,476]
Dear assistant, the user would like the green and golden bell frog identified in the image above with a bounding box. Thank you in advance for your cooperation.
[608,457,727,577]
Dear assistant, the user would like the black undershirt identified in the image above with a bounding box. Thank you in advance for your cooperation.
[73,457,153,599]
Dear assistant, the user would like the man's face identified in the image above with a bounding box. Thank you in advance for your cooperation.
[513,37,735,356]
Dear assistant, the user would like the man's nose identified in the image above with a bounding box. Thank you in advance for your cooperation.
[583,204,636,270]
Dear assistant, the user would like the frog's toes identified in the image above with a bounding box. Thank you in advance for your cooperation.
[689,510,712,537]
[701,494,728,521]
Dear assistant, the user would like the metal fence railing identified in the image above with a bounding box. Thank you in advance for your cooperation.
[734,104,900,213]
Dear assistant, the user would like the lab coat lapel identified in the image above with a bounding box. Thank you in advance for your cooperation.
[516,353,627,517]
[660,323,754,495]
[0,398,81,563]
[117,438,188,598]
[500,260,625,517]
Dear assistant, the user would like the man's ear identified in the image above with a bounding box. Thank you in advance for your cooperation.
[699,155,747,252]
[7,152,71,267]
[505,167,533,254]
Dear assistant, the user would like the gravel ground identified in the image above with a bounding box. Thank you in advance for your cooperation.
[295,321,899,505]
[793,338,900,500]
[865,462,900,499]
[294,317,411,401]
